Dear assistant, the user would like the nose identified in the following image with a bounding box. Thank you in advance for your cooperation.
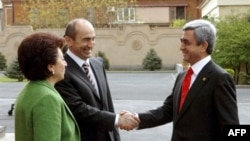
[87,38,95,47]
[180,42,185,51]
[180,44,185,49]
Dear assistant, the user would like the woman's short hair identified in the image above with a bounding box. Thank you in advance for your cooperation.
[18,32,64,80]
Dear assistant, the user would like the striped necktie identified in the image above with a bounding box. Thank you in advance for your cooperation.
[82,63,95,88]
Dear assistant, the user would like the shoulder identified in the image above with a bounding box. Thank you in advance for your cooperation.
[89,57,104,69]
[205,61,234,83]
[27,81,59,98]
[90,57,102,64]
[207,61,228,75]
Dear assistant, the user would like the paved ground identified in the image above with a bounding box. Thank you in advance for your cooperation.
[0,72,250,141]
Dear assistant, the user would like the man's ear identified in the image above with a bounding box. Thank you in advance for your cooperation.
[64,36,72,47]
[201,41,208,53]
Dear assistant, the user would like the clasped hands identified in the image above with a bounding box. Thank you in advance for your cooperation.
[117,110,140,131]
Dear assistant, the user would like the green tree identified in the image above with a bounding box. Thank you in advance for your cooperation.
[171,19,186,27]
[97,51,110,70]
[19,0,136,29]
[4,58,24,82]
[142,48,162,71]
[212,13,250,84]
[0,52,7,71]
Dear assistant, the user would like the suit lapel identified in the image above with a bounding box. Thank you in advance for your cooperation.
[65,55,101,100]
[89,59,103,100]
[173,73,186,117]
[176,61,214,121]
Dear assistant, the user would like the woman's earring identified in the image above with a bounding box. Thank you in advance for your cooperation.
[52,70,55,75]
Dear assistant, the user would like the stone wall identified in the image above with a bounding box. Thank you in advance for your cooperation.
[0,24,183,70]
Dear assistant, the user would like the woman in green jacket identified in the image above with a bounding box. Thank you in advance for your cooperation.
[15,32,80,141]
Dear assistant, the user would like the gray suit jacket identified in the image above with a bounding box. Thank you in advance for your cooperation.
[138,60,239,141]
[55,54,120,141]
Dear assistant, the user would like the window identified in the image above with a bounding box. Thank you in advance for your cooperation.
[87,8,96,24]
[176,7,185,19]
[170,7,175,21]
[169,6,186,21]
[117,7,135,23]
[4,5,13,25]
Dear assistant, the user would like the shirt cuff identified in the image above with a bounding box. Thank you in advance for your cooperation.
[115,114,120,127]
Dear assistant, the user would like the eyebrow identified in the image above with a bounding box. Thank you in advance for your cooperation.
[180,38,189,42]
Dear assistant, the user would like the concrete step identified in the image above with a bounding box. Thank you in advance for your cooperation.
[0,125,6,138]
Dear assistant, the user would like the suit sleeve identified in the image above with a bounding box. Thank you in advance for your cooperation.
[138,93,174,129]
[214,73,239,132]
[137,73,185,129]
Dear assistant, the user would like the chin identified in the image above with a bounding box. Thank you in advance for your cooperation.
[183,58,188,62]
[57,77,64,82]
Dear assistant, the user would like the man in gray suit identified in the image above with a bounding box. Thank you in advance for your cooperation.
[125,19,239,141]
[55,18,139,141]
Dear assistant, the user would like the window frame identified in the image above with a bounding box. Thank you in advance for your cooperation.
[116,7,136,23]
[169,6,186,21]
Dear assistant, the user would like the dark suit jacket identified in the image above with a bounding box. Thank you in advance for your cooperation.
[138,60,239,141]
[55,54,120,141]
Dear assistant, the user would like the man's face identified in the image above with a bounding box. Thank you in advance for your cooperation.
[66,21,96,60]
[180,30,206,65]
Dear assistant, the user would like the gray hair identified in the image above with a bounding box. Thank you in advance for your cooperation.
[183,19,216,54]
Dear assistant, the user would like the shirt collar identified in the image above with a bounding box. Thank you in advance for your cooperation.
[190,55,211,76]
[67,50,89,67]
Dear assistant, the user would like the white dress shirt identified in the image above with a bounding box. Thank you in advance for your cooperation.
[189,55,211,87]
[67,50,100,97]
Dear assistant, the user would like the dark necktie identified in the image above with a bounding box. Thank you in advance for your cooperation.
[179,68,193,112]
[82,63,95,88]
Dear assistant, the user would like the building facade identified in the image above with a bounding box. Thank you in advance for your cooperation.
[199,0,250,18]
[0,25,184,70]
[1,0,202,28]
[136,0,202,26]
[0,0,203,69]
[0,0,3,31]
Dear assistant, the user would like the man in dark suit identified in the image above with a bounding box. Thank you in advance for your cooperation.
[129,19,239,141]
[55,18,139,141]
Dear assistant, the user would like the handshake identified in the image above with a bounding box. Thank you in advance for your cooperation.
[117,110,140,131]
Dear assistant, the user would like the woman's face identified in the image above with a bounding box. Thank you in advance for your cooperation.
[49,48,67,83]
